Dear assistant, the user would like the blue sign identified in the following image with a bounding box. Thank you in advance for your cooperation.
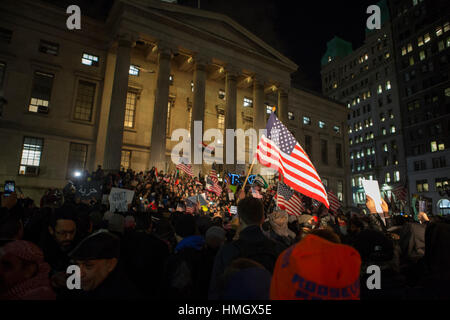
[227,173,256,185]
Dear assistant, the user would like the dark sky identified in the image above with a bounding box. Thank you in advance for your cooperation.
[43,0,377,91]
[190,0,378,92]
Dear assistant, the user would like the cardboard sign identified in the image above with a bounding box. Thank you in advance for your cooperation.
[362,180,383,214]
[109,187,135,213]
[230,205,238,215]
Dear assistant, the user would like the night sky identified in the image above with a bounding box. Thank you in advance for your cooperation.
[44,0,377,91]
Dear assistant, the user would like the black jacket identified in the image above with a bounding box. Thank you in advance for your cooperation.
[208,225,284,299]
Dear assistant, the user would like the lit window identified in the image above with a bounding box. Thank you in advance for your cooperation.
[19,137,44,175]
[378,85,383,94]
[445,87,450,97]
[390,125,396,133]
[438,143,445,151]
[169,75,174,85]
[385,52,390,59]
[394,171,400,182]
[67,143,88,177]
[382,128,387,135]
[436,27,443,37]
[121,150,131,170]
[303,116,311,125]
[438,41,445,51]
[217,112,225,132]
[386,173,391,183]
[81,53,99,66]
[407,43,413,52]
[383,143,388,152]
[401,47,407,56]
[191,81,194,92]
[266,105,273,114]
[418,36,424,47]
[365,53,368,60]
[386,80,391,90]
[124,91,137,128]
[444,22,450,32]
[357,97,360,104]
[318,121,326,129]
[29,71,53,114]
[367,90,371,98]
[419,50,426,60]
[288,112,295,120]
[243,97,253,107]
[333,82,337,89]
[431,141,437,152]
[424,33,430,43]
[409,56,415,66]
[129,65,139,76]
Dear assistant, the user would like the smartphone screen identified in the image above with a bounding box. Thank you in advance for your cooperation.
[4,181,15,197]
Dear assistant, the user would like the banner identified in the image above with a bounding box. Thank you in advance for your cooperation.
[109,187,135,213]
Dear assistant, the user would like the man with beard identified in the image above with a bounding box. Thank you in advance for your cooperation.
[39,205,78,290]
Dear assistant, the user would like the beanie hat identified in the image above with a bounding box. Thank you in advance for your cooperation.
[270,234,361,300]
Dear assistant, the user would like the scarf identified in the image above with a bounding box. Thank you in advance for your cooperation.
[269,211,296,239]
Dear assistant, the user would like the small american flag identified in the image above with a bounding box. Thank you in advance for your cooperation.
[176,157,193,177]
[256,112,329,208]
[206,169,222,196]
[327,190,342,213]
[276,182,305,216]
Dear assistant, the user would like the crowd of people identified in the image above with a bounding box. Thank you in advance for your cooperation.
[1,166,450,300]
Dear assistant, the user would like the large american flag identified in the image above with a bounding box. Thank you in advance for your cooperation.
[276,182,305,216]
[176,157,193,177]
[256,112,329,208]
[327,190,342,213]
[206,169,222,196]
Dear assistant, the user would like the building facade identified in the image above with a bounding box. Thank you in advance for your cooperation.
[0,0,349,206]
[321,1,406,206]
[389,0,450,214]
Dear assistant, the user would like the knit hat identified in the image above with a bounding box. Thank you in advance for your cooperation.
[270,234,361,300]
[69,230,120,260]
[205,226,226,243]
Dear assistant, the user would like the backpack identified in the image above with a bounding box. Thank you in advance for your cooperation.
[231,237,281,273]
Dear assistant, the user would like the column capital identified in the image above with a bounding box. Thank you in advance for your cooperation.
[193,53,210,70]
[225,64,240,78]
[252,74,267,88]
[154,40,176,58]
[116,32,137,48]
[278,86,289,97]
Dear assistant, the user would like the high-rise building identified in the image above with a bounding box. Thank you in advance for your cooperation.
[321,0,406,205]
[389,0,450,214]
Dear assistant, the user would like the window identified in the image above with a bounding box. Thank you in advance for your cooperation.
[81,53,99,66]
[243,97,253,107]
[190,81,194,92]
[217,112,225,132]
[29,71,54,114]
[19,137,43,175]
[386,81,391,90]
[407,43,413,52]
[431,141,438,152]
[39,40,59,56]
[333,125,340,134]
[416,180,429,192]
[439,41,445,52]
[337,181,343,201]
[382,128,387,135]
[435,178,449,189]
[380,113,386,122]
[266,105,273,114]
[303,116,311,125]
[67,143,88,177]
[305,135,312,159]
[378,85,383,94]
[0,27,12,44]
[318,121,326,129]
[409,56,415,66]
[121,150,131,170]
[390,125,396,134]
[432,156,446,168]
[401,46,407,56]
[414,160,427,171]
[383,143,388,152]
[385,173,391,183]
[124,91,137,128]
[439,143,445,151]
[74,80,96,121]
[419,50,426,61]
[321,139,328,165]
[218,89,225,100]
[336,143,342,167]
[394,171,400,182]
[445,22,450,32]
[424,33,430,44]
[129,65,139,76]
[445,87,450,97]
[169,75,174,85]
[288,112,294,120]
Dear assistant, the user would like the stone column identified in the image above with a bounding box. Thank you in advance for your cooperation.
[277,87,289,123]
[190,55,208,176]
[103,33,134,171]
[224,66,238,173]
[149,43,172,172]
[253,76,266,131]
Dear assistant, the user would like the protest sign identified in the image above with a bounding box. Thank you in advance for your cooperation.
[75,180,103,200]
[362,180,383,214]
[109,187,135,213]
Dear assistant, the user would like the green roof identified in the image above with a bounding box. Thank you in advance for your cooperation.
[365,0,390,35]
[321,36,353,66]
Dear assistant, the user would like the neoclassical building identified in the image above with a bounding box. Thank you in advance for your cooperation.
[0,0,350,205]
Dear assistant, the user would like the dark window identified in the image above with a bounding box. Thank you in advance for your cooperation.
[321,139,328,165]
[39,39,59,56]
[0,27,12,44]
[336,143,342,167]
[74,80,96,121]
[432,156,446,168]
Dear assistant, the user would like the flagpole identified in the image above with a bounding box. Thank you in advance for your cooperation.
[242,156,256,191]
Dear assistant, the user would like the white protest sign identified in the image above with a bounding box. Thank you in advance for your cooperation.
[109,187,135,213]
[362,180,383,214]
[230,206,238,215]
[228,193,235,201]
